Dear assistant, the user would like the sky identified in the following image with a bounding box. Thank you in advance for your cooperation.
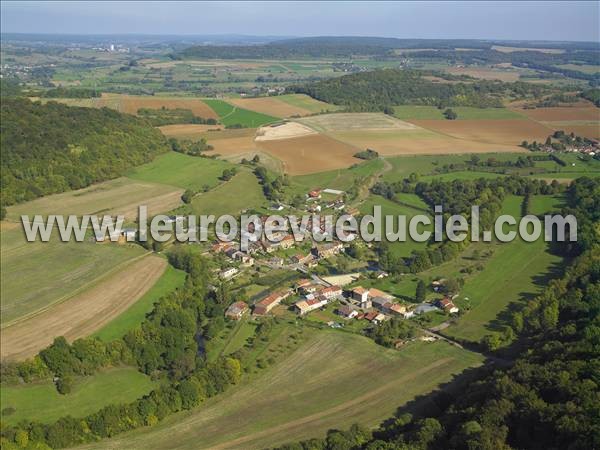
[1,1,599,42]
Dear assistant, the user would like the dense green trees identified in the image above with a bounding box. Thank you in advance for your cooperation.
[1,98,169,206]
[290,69,547,111]
[42,87,100,98]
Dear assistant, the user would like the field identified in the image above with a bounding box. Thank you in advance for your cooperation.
[256,121,317,140]
[297,112,418,133]
[6,177,183,221]
[203,99,279,127]
[0,368,156,426]
[409,119,552,146]
[128,152,234,191]
[444,66,522,81]
[93,264,187,342]
[228,96,312,118]
[158,124,223,138]
[393,105,526,120]
[1,255,167,360]
[77,331,483,450]
[513,104,600,122]
[45,94,219,119]
[191,170,268,216]
[0,224,146,327]
[276,93,341,113]
[256,133,360,175]
[544,124,600,140]
[446,237,562,342]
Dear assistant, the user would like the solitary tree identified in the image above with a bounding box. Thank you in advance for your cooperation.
[415,280,427,302]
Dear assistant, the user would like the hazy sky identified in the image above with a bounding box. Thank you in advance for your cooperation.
[2,1,599,42]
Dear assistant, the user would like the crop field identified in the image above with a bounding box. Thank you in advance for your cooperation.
[191,170,268,217]
[276,93,341,113]
[0,224,145,327]
[1,368,157,426]
[6,177,183,221]
[78,331,483,450]
[93,264,187,342]
[203,99,279,127]
[444,66,522,81]
[158,124,223,138]
[329,128,525,155]
[128,152,233,191]
[542,122,600,140]
[297,112,418,133]
[256,121,317,140]
[1,255,166,360]
[513,104,600,122]
[393,105,526,120]
[99,94,219,119]
[256,133,360,175]
[409,119,553,146]
[227,96,313,118]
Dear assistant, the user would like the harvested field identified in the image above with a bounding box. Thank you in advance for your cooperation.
[99,94,218,119]
[298,113,418,133]
[409,119,552,146]
[158,124,222,138]
[544,123,600,139]
[514,105,600,122]
[228,97,311,118]
[7,177,183,221]
[276,94,340,113]
[256,122,317,141]
[445,67,521,81]
[210,135,260,156]
[1,255,167,361]
[491,45,565,54]
[256,134,359,175]
[330,130,528,155]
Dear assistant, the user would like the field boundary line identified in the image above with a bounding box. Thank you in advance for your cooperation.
[1,252,155,330]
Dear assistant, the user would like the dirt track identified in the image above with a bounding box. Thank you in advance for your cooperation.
[1,255,167,361]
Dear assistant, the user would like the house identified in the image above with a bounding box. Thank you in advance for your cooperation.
[387,303,413,318]
[279,234,296,250]
[368,288,394,300]
[371,296,390,310]
[239,254,255,266]
[219,267,239,280]
[225,301,249,320]
[375,271,389,279]
[262,240,279,253]
[315,242,344,258]
[294,297,327,315]
[294,278,314,292]
[253,290,291,316]
[308,189,322,199]
[318,285,342,300]
[268,257,284,267]
[437,297,459,314]
[212,242,234,254]
[373,313,386,324]
[364,311,379,322]
[336,305,358,319]
[351,286,370,305]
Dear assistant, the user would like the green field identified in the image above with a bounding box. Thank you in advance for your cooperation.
[77,331,483,450]
[393,105,526,120]
[276,93,341,113]
[0,368,157,425]
[0,225,145,325]
[128,152,233,191]
[203,99,279,127]
[421,171,508,182]
[530,194,565,215]
[191,169,268,216]
[93,264,187,341]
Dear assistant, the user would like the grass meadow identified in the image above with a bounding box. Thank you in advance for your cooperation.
[203,99,279,127]
[0,368,157,425]
[77,331,483,450]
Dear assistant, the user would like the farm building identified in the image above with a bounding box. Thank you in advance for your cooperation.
[414,304,439,315]
[336,305,358,319]
[315,242,344,258]
[350,286,371,308]
[437,297,459,314]
[225,301,249,320]
[253,290,291,316]
[317,285,342,300]
[219,267,239,280]
[294,297,327,315]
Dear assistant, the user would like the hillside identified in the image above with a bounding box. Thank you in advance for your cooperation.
[0,98,169,207]
[289,69,547,110]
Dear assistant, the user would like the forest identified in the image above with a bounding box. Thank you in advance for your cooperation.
[0,98,170,207]
[289,69,548,110]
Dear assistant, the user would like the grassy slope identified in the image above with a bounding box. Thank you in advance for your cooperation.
[203,99,279,127]
[191,169,268,216]
[93,264,187,341]
[127,152,233,191]
[0,368,156,425]
[0,226,145,325]
[77,331,483,450]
